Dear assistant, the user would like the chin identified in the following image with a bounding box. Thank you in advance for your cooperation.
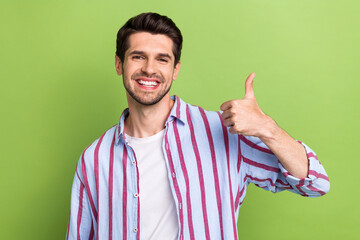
[126,86,172,106]
[128,92,167,106]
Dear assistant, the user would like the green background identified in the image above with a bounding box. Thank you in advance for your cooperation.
[1,0,359,239]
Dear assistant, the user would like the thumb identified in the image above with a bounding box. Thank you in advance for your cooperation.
[244,73,255,99]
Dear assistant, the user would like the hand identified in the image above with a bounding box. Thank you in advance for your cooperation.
[220,73,277,138]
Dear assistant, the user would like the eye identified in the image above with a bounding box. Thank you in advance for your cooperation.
[158,58,168,63]
[132,55,144,60]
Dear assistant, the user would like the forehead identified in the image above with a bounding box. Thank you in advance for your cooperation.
[126,32,174,57]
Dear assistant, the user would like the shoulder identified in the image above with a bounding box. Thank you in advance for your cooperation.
[185,103,223,127]
[82,124,117,163]
[75,125,117,180]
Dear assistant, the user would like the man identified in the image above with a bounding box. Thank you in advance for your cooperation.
[66,12,329,240]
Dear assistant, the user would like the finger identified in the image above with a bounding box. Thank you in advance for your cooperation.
[244,73,256,99]
[223,118,235,128]
[228,127,238,135]
[221,110,233,120]
[220,101,232,111]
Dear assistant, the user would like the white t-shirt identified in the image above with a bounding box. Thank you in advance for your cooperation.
[126,129,179,240]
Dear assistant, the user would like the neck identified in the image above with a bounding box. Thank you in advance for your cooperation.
[124,94,174,138]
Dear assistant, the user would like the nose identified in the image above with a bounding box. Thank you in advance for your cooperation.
[141,59,156,75]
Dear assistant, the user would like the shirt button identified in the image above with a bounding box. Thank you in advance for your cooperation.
[134,193,139,198]
[172,172,176,178]
[134,228,138,233]
[132,160,136,165]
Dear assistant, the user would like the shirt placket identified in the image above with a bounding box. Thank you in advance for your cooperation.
[163,120,183,240]
[125,142,141,240]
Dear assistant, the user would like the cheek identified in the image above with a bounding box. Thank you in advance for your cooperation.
[161,66,176,78]
[124,66,139,79]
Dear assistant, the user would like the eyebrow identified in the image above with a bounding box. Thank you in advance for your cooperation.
[129,50,172,59]
[158,53,172,59]
[129,50,145,55]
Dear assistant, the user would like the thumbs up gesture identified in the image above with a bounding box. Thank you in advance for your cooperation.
[220,73,277,138]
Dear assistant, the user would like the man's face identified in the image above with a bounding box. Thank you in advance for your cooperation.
[115,32,181,106]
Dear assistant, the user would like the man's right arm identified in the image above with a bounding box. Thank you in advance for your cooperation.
[239,135,329,197]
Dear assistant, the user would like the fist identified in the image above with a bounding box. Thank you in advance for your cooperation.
[220,73,274,137]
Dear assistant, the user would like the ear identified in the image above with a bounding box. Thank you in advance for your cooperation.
[115,55,123,76]
[172,61,181,81]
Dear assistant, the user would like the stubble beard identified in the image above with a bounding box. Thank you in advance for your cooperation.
[122,73,173,106]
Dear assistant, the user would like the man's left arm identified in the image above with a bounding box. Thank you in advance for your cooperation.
[221,73,329,185]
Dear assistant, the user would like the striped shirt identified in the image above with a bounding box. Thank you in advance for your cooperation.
[66,95,330,240]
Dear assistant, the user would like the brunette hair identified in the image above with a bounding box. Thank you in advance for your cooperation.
[116,12,183,66]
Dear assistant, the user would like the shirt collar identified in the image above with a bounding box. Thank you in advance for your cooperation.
[115,95,187,145]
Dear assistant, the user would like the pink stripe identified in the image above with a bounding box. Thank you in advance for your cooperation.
[122,147,128,240]
[76,169,82,182]
[81,147,98,221]
[164,128,184,238]
[298,140,322,164]
[243,156,280,173]
[308,170,329,181]
[120,120,130,239]
[173,120,195,239]
[234,185,245,207]
[235,175,253,206]
[108,134,115,240]
[296,179,308,197]
[135,155,140,240]
[94,133,107,240]
[120,121,130,239]
[283,172,290,177]
[239,135,274,155]
[235,170,280,208]
[307,152,319,161]
[245,174,276,187]
[237,135,242,172]
[307,183,326,196]
[275,179,291,188]
[77,183,84,240]
[245,174,294,191]
[175,95,181,119]
[89,221,94,240]
[186,105,211,240]
[198,107,224,240]
[217,112,237,240]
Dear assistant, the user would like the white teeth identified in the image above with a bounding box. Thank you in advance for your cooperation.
[138,80,158,86]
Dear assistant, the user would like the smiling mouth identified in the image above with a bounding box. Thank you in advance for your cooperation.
[135,78,160,88]
[137,79,159,86]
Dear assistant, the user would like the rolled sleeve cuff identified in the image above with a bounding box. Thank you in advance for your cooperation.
[278,141,330,197]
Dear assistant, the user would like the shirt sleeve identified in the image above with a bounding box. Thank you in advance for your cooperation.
[66,160,94,240]
[240,135,330,197]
